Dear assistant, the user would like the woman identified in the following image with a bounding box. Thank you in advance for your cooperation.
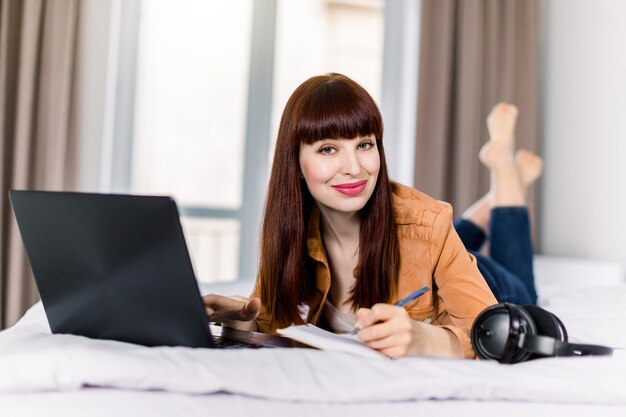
[204,74,533,359]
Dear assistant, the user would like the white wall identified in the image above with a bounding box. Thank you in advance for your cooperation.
[540,0,626,267]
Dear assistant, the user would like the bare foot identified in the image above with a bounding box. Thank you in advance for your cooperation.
[515,149,543,186]
[479,103,525,206]
[487,103,518,141]
[463,149,542,228]
[479,103,519,170]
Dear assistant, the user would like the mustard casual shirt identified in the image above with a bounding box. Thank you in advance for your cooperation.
[254,182,497,358]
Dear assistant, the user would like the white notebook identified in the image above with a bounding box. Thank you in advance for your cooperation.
[277,324,388,359]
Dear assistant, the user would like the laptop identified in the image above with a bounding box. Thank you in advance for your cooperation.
[9,190,304,349]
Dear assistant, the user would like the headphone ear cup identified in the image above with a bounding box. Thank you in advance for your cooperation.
[471,304,510,360]
[522,305,568,342]
[471,303,537,363]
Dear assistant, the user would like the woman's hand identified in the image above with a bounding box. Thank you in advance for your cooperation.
[355,304,423,358]
[202,294,261,330]
[355,304,463,358]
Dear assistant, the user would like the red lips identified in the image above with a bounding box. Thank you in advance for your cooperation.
[331,180,368,196]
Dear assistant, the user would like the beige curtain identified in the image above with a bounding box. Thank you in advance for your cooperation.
[0,0,80,328]
[415,0,540,216]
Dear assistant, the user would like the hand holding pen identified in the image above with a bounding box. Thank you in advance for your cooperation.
[351,285,440,358]
[350,285,430,335]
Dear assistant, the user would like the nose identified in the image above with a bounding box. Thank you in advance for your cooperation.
[339,148,361,176]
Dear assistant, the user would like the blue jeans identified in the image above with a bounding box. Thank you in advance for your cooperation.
[454,207,537,305]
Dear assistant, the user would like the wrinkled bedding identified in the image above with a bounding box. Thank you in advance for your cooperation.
[1,284,625,406]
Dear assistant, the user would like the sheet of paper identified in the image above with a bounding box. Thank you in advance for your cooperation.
[277,324,388,359]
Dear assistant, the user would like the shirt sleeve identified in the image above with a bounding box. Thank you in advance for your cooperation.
[429,203,498,358]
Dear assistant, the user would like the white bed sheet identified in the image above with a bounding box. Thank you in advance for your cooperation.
[2,390,626,417]
[2,301,625,402]
[1,257,625,416]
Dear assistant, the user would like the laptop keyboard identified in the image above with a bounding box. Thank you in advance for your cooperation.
[212,336,269,349]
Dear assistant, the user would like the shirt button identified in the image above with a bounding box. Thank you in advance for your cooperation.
[424,318,432,324]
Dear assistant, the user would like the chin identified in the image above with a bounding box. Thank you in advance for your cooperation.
[325,197,371,214]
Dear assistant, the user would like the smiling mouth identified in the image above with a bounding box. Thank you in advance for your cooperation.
[331,180,368,196]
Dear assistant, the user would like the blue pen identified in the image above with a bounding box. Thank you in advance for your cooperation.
[350,285,430,335]
[393,285,430,307]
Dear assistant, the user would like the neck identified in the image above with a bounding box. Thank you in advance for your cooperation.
[317,204,361,250]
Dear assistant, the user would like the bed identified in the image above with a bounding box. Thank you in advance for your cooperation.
[1,255,625,417]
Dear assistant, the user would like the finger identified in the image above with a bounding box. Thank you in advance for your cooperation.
[362,330,411,351]
[203,294,249,312]
[202,294,248,320]
[360,325,413,358]
[354,308,371,330]
[360,304,407,328]
[203,294,244,309]
[203,296,219,317]
[358,316,411,342]
[241,297,261,320]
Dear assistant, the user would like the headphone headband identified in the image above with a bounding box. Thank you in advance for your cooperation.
[472,303,614,363]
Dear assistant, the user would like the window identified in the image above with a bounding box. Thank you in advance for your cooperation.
[126,0,254,284]
[112,0,387,284]
[132,1,252,210]
[272,0,385,146]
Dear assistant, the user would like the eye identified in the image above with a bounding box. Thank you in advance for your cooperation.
[357,140,375,150]
[318,145,336,155]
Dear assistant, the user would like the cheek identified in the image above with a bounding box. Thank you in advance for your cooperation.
[364,152,381,178]
[300,158,336,183]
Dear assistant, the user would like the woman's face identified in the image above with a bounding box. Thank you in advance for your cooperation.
[298,135,380,215]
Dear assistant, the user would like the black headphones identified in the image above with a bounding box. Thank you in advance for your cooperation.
[471,303,614,363]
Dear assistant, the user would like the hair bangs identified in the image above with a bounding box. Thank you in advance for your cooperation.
[294,77,382,145]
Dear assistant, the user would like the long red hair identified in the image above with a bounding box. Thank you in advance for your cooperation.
[258,73,399,329]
